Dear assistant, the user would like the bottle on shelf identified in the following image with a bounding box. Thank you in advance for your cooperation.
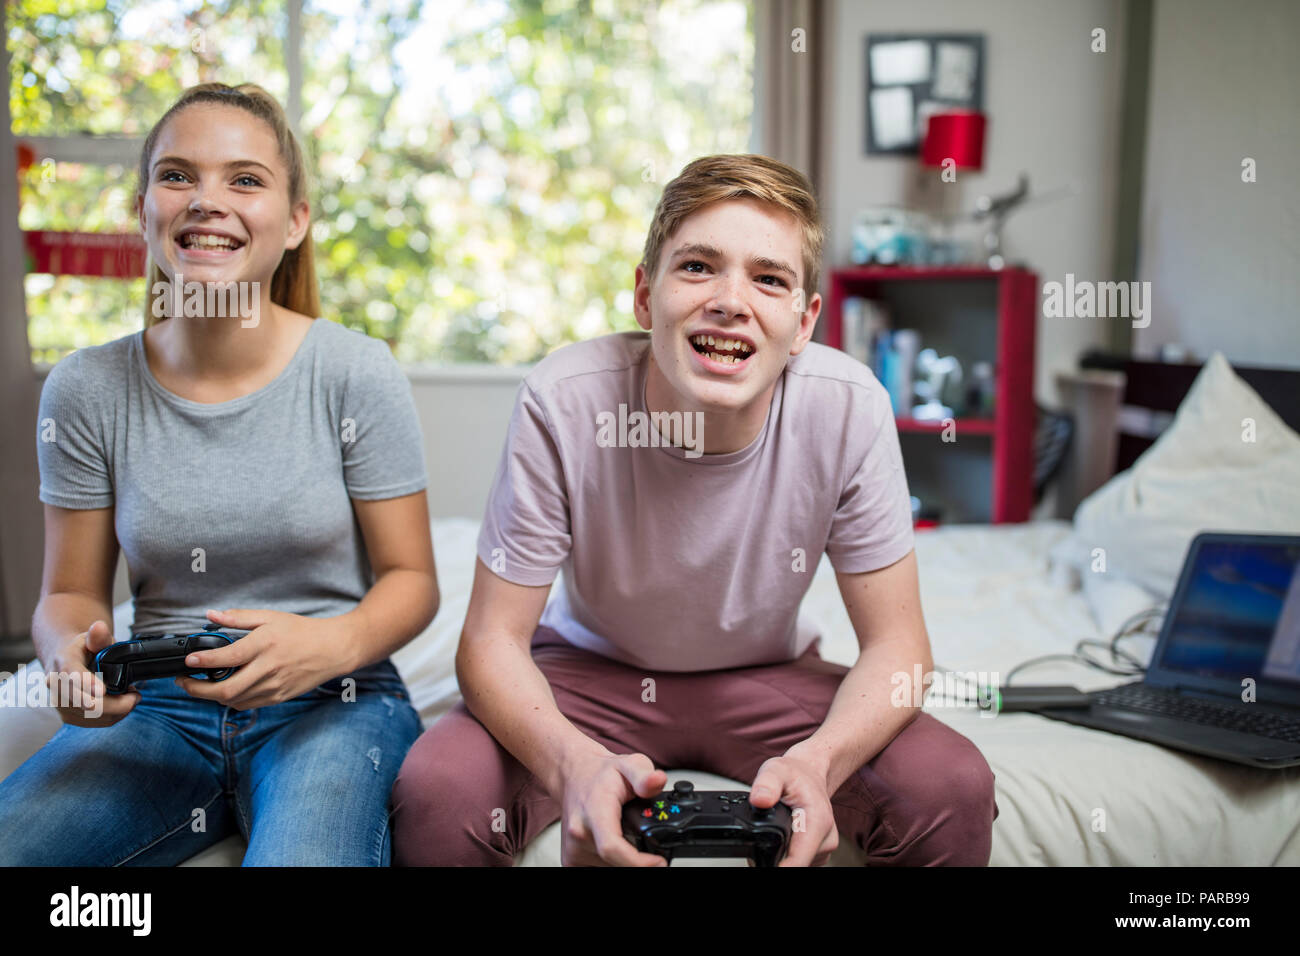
[966,361,995,418]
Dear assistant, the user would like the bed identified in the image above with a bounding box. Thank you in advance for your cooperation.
[3,353,1299,866]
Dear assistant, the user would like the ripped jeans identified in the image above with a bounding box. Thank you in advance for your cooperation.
[0,660,421,866]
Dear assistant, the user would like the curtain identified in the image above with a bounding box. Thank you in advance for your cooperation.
[0,23,43,647]
[751,0,829,198]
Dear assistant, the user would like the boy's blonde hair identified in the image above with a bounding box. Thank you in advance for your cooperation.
[640,154,824,295]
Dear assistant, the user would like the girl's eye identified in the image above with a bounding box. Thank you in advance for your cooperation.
[159,169,188,183]
[234,174,263,187]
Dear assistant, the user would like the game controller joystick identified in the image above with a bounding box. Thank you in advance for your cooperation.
[93,623,236,694]
[622,779,794,867]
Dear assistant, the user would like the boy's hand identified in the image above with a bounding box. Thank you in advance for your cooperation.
[175,608,351,710]
[557,751,670,867]
[749,753,838,866]
[45,620,137,727]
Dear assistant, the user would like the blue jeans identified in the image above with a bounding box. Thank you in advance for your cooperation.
[0,660,422,866]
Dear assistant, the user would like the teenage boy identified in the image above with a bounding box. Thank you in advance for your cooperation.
[392,155,998,866]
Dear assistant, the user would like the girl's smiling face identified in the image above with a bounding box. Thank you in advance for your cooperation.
[137,102,309,289]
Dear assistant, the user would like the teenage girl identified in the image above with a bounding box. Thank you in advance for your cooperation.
[0,83,437,865]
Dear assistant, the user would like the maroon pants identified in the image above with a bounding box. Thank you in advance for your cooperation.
[392,626,998,866]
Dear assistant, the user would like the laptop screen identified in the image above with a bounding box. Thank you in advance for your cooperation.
[1157,537,1300,689]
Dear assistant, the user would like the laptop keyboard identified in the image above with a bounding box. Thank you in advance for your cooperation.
[1093,684,1300,743]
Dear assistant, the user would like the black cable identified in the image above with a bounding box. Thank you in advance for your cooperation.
[928,604,1167,707]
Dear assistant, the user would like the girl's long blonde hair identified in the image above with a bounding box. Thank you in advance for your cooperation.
[135,82,320,328]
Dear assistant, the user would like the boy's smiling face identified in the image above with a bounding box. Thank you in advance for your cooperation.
[634,197,821,450]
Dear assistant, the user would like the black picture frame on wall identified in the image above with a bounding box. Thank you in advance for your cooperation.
[864,33,986,156]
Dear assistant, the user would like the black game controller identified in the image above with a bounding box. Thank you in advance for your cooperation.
[93,623,236,694]
[622,780,794,867]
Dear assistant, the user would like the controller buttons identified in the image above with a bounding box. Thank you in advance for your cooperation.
[642,808,653,818]
[669,805,680,814]
[657,811,670,821]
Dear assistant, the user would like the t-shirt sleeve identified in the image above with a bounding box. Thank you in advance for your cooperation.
[475,381,572,586]
[340,338,428,500]
[37,352,115,510]
[824,382,915,573]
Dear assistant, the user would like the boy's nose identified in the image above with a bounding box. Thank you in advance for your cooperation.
[705,273,750,319]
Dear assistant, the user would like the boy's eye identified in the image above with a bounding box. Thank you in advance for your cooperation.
[757,275,787,287]
[682,260,708,273]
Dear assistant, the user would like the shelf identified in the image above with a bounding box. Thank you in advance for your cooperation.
[828,264,1038,522]
[832,265,1035,282]
[896,416,996,435]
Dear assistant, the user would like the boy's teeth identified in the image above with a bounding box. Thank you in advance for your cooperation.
[690,333,753,357]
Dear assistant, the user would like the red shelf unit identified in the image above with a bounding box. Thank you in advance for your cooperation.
[825,265,1038,523]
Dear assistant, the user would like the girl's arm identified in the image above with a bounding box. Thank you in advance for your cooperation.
[325,489,441,673]
[184,490,439,707]
[34,504,139,725]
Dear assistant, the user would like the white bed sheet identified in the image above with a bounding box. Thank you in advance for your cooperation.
[4,518,1298,866]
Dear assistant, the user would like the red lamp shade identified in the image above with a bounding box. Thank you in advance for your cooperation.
[921,111,986,170]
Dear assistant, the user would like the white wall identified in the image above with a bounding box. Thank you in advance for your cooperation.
[1135,0,1300,367]
[824,0,1131,403]
[406,366,526,519]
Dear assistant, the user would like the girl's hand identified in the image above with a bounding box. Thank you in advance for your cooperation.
[175,608,353,710]
[45,620,140,727]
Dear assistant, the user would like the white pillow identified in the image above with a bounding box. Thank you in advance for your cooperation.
[1071,351,1300,601]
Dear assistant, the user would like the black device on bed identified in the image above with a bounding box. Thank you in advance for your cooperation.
[1035,532,1300,769]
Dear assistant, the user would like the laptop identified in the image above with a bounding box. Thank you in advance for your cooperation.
[1036,531,1300,769]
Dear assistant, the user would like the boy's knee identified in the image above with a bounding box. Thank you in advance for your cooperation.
[390,734,513,866]
[857,718,997,866]
[909,728,997,864]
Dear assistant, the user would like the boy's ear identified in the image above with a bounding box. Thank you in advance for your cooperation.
[633,263,653,331]
[788,289,822,357]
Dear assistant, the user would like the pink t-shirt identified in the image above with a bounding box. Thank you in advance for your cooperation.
[477,331,914,672]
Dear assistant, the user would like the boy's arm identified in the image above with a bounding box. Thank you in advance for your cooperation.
[748,548,933,866]
[455,558,668,866]
[455,558,601,796]
[790,548,933,790]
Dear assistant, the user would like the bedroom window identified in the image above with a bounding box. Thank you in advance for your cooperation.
[9,0,754,366]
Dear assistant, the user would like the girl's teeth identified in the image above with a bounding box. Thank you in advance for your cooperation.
[182,235,237,249]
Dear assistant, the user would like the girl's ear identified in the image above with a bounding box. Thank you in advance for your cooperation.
[284,197,311,251]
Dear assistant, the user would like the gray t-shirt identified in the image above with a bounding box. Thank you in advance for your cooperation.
[36,318,427,638]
